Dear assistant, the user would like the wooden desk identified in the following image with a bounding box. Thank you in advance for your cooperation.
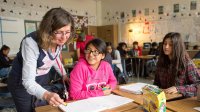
[35,102,139,112]
[167,97,200,112]
[35,105,62,112]
[126,106,173,112]
[112,86,182,105]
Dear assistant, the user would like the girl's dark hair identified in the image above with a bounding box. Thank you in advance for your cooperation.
[133,41,138,45]
[157,32,187,85]
[0,45,10,53]
[117,42,127,51]
[106,42,115,58]
[151,42,158,47]
[37,7,75,50]
[85,38,106,54]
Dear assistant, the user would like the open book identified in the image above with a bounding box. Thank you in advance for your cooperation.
[58,94,133,112]
[119,83,150,94]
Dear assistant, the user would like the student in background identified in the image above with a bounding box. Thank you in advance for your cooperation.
[70,38,117,100]
[145,42,159,76]
[131,41,142,56]
[76,30,93,59]
[106,42,123,73]
[193,50,200,59]
[0,45,12,78]
[148,42,159,56]
[117,42,129,58]
[7,8,73,111]
[154,32,200,97]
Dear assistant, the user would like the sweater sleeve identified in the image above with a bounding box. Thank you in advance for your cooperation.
[21,38,47,99]
[69,64,104,100]
[176,60,200,97]
[112,50,121,64]
[107,63,117,89]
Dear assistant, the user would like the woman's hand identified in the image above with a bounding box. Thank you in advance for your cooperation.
[43,91,64,107]
[164,86,178,94]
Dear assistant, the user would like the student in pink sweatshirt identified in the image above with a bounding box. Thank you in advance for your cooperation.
[69,38,117,100]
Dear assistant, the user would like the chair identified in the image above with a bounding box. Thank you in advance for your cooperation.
[0,84,15,110]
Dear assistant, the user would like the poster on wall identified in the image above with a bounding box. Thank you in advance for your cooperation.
[144,8,149,16]
[158,6,164,14]
[174,4,179,13]
[24,20,37,35]
[190,1,197,10]
[132,10,136,17]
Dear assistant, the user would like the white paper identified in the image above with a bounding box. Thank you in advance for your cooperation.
[58,94,133,112]
[119,83,149,94]
[194,107,200,111]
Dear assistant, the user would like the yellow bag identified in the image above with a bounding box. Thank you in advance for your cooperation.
[193,59,200,69]
[142,85,166,112]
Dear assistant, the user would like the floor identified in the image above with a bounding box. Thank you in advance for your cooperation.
[0,75,154,112]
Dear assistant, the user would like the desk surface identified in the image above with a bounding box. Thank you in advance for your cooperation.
[35,102,138,112]
[112,85,182,105]
[122,55,155,60]
[167,97,200,112]
[125,106,173,112]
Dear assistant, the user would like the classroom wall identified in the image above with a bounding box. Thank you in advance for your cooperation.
[1,0,200,54]
[101,0,200,47]
[0,0,100,55]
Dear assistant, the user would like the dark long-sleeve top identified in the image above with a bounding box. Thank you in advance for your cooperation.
[148,48,159,56]
[154,58,200,97]
[0,52,12,69]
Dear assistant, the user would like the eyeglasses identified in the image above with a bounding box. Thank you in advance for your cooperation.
[53,31,71,38]
[84,49,102,56]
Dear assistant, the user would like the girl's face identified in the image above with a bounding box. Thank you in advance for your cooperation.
[3,49,10,56]
[106,46,112,53]
[133,44,138,49]
[122,45,127,51]
[52,25,71,46]
[85,44,105,70]
[163,38,173,57]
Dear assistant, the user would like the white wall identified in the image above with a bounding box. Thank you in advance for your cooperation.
[101,0,200,47]
[0,0,99,55]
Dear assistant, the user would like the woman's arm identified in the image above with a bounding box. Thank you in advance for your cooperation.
[21,37,47,99]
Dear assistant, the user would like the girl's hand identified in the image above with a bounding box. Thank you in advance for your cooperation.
[43,91,65,107]
[164,86,178,94]
[103,89,112,96]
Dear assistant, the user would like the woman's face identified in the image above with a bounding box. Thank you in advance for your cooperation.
[85,44,105,69]
[106,46,112,53]
[52,25,71,46]
[163,38,173,57]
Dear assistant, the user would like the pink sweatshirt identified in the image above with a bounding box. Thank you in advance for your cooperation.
[69,59,117,100]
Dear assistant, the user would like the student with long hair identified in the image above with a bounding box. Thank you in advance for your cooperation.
[0,45,12,78]
[8,8,74,111]
[154,32,200,97]
[69,38,117,100]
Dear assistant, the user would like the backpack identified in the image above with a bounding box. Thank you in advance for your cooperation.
[113,65,128,84]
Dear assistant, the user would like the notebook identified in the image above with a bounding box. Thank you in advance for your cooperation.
[119,83,149,94]
[58,94,133,112]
